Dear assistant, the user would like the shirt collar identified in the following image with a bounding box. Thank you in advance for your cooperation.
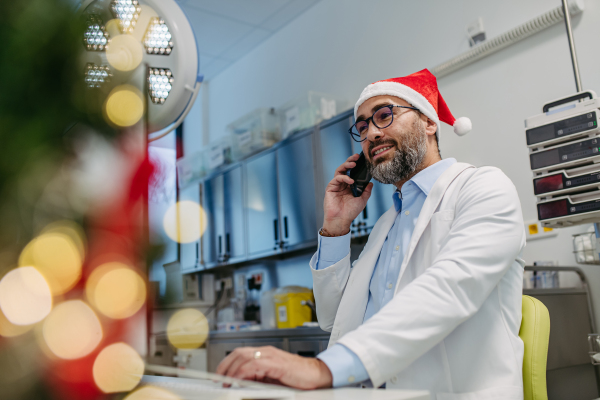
[391,158,457,212]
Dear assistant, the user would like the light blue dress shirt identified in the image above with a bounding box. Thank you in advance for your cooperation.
[314,158,456,387]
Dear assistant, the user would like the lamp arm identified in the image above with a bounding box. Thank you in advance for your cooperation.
[147,80,202,142]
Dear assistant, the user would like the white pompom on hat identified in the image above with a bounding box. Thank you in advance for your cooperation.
[354,69,472,136]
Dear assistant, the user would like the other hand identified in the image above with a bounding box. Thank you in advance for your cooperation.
[323,154,373,235]
[215,346,333,390]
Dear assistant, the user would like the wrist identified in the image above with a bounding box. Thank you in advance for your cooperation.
[321,221,351,237]
[320,226,350,237]
[314,358,333,388]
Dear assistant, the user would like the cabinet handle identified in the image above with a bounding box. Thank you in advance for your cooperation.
[363,207,368,220]
[218,235,222,255]
[226,233,230,253]
[274,219,278,241]
[196,242,199,261]
[284,216,289,238]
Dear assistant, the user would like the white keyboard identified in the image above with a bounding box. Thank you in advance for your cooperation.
[141,375,296,400]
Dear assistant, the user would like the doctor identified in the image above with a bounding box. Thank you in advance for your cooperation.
[216,69,526,399]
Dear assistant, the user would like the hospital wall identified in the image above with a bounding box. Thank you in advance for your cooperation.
[183,0,600,322]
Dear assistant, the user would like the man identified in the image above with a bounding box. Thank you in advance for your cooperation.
[217,69,526,399]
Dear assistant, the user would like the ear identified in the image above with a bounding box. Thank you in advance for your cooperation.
[423,115,437,137]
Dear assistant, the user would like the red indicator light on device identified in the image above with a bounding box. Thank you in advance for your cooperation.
[538,200,568,220]
[534,173,563,195]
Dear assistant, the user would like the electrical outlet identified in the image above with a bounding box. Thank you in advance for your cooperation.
[467,17,486,46]
[525,220,558,241]
[223,277,233,290]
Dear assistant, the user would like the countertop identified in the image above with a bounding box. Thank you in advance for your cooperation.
[209,326,330,341]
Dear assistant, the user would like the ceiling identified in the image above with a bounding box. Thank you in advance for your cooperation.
[177,0,321,81]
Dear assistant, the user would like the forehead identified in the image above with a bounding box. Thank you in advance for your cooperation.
[356,95,412,120]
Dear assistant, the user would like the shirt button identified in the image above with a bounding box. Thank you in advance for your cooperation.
[387,283,392,289]
[390,376,398,384]
[348,376,355,383]
[395,245,399,251]
[405,210,410,215]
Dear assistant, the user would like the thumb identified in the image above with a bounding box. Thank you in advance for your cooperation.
[362,182,374,198]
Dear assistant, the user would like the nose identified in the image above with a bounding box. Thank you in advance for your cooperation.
[366,121,384,142]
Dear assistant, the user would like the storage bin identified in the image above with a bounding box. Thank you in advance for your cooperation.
[206,136,234,173]
[273,286,314,329]
[176,150,208,189]
[280,91,351,138]
[227,108,281,160]
[572,231,600,264]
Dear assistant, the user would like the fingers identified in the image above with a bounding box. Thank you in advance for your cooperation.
[333,153,360,176]
[362,182,374,198]
[326,174,354,193]
[216,347,251,377]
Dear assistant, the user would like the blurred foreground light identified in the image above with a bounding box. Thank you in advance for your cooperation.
[86,262,146,319]
[125,386,180,400]
[167,308,208,349]
[106,34,143,72]
[104,85,144,127]
[163,201,207,244]
[93,343,144,393]
[19,231,83,296]
[40,220,87,260]
[0,267,52,326]
[43,300,102,359]
[0,307,33,337]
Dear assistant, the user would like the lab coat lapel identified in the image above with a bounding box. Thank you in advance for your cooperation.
[395,162,474,288]
[334,206,398,335]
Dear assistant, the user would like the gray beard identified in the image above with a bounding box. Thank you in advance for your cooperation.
[368,119,428,185]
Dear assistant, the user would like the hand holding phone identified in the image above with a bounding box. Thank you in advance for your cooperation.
[347,152,372,197]
[322,153,373,236]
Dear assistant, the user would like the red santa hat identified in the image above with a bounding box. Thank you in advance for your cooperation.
[354,69,472,136]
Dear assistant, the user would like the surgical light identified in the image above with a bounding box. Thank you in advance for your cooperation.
[84,16,109,51]
[110,0,142,34]
[148,68,173,104]
[144,18,173,55]
[80,0,201,140]
[85,63,112,88]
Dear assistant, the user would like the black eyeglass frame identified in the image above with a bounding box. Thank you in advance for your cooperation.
[348,105,419,142]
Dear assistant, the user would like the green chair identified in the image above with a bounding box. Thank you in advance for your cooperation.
[520,295,550,400]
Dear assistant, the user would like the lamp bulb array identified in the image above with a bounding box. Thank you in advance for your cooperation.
[148,68,173,104]
[144,17,173,55]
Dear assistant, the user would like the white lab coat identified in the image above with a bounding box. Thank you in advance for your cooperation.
[311,162,526,399]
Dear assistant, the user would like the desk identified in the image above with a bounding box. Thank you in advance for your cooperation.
[141,375,430,400]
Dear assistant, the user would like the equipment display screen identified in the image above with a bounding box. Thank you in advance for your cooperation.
[534,170,600,195]
[538,197,600,220]
[530,137,600,170]
[527,111,597,145]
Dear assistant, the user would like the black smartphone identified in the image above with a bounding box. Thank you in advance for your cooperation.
[348,152,372,197]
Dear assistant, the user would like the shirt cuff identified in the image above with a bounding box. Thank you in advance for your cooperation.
[317,344,370,387]
[314,231,351,270]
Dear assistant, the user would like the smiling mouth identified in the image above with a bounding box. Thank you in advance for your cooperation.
[372,146,394,160]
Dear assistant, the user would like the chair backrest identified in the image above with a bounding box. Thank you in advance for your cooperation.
[520,295,550,400]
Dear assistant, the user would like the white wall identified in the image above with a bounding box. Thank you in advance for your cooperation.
[183,0,600,322]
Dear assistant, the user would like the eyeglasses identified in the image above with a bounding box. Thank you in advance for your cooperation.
[348,105,419,142]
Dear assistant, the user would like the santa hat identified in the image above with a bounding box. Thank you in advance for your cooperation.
[354,69,471,136]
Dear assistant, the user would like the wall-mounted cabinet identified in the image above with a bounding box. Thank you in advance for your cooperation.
[179,184,201,273]
[189,109,393,271]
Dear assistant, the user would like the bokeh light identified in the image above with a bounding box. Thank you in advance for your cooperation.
[166,308,209,349]
[125,386,181,400]
[0,267,52,326]
[41,220,87,260]
[0,307,33,337]
[93,342,144,393]
[106,34,143,71]
[19,231,83,296]
[86,262,146,319]
[163,201,208,244]
[42,300,103,359]
[104,85,144,127]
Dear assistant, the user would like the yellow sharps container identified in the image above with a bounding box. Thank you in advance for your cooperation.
[273,286,314,329]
